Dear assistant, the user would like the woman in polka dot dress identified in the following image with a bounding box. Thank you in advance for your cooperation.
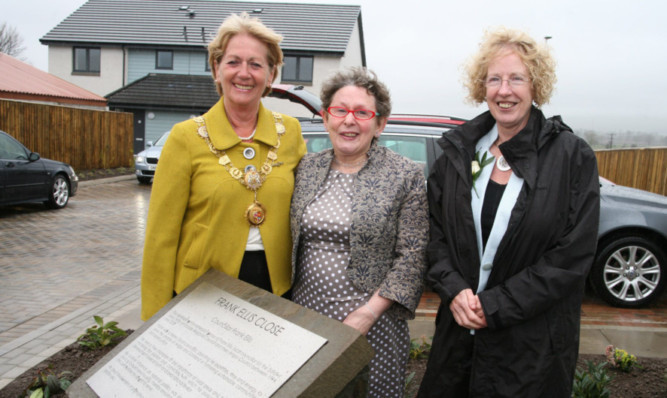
[290,67,429,398]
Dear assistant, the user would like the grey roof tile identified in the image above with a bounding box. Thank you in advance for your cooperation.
[41,0,361,54]
[106,73,218,109]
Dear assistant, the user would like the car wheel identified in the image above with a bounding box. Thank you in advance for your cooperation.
[590,236,666,308]
[137,176,153,184]
[46,174,70,209]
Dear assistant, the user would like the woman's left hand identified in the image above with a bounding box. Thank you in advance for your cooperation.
[450,289,488,330]
[343,291,393,335]
[469,293,488,329]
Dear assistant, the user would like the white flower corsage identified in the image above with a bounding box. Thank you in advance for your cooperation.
[472,150,494,198]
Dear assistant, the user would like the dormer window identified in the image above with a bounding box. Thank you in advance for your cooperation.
[156,50,174,70]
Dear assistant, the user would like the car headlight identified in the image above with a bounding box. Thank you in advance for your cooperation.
[135,156,146,164]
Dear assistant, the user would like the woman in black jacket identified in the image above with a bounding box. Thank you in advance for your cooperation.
[417,28,600,397]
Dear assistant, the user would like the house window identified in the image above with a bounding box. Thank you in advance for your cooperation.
[73,47,100,73]
[156,50,173,69]
[282,55,313,83]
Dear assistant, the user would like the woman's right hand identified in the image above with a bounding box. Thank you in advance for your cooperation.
[449,289,487,330]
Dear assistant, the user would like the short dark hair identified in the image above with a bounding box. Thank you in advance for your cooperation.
[320,67,392,118]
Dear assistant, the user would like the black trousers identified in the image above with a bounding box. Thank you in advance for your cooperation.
[173,251,285,299]
[238,250,272,292]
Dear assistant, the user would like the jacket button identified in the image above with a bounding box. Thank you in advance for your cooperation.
[482,263,493,271]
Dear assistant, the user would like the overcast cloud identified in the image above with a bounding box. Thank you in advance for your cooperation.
[7,0,667,134]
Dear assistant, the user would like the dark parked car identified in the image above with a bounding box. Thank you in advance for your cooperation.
[0,130,78,209]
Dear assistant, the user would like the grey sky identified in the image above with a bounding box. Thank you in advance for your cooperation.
[8,0,667,134]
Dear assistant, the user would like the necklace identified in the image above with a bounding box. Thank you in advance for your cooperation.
[237,129,256,141]
[194,113,285,226]
[333,156,367,168]
[496,155,511,172]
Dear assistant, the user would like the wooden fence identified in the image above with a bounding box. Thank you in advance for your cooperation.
[595,147,667,196]
[0,99,133,170]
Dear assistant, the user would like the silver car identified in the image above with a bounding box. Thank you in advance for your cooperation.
[591,178,667,307]
[301,121,667,308]
[134,130,170,184]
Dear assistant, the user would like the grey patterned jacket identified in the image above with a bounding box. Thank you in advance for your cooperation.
[290,143,429,320]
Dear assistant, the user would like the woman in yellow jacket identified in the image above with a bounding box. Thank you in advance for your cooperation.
[141,12,306,320]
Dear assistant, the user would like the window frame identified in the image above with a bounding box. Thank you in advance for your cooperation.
[72,47,101,74]
[281,55,314,84]
[155,50,174,70]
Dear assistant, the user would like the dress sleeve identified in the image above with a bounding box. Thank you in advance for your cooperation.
[377,162,429,319]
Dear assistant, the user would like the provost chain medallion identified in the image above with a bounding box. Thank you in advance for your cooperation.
[194,113,286,226]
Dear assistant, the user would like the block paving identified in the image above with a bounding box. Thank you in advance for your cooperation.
[0,177,147,389]
[1,175,666,390]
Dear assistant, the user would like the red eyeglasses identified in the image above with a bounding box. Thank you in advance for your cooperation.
[326,106,378,120]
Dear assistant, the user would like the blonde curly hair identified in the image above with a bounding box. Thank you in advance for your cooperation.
[463,27,556,107]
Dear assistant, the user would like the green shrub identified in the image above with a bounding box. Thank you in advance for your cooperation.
[572,360,612,398]
[409,336,432,360]
[24,369,73,398]
[77,315,126,350]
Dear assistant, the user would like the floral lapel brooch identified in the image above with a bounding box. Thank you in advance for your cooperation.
[472,151,495,197]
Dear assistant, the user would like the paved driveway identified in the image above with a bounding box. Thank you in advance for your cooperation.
[0,177,147,387]
[1,177,666,389]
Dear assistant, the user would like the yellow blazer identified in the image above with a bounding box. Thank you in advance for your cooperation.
[141,99,306,320]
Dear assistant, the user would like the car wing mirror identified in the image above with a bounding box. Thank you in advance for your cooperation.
[29,152,40,162]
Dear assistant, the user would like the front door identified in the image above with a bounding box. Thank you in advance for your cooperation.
[132,110,146,155]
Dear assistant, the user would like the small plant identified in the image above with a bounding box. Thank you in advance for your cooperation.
[409,336,432,360]
[605,345,641,372]
[77,315,127,350]
[24,369,73,398]
[403,371,416,398]
[572,360,612,398]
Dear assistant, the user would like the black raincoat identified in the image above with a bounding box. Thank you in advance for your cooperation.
[418,107,600,397]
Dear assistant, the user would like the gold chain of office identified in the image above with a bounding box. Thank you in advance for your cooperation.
[193,113,285,226]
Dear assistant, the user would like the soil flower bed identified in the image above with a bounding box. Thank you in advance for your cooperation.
[1,330,665,397]
[404,352,667,397]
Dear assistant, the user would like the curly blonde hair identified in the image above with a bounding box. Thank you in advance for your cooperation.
[463,27,556,107]
[208,12,283,97]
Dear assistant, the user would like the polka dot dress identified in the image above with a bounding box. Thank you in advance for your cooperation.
[293,169,410,398]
